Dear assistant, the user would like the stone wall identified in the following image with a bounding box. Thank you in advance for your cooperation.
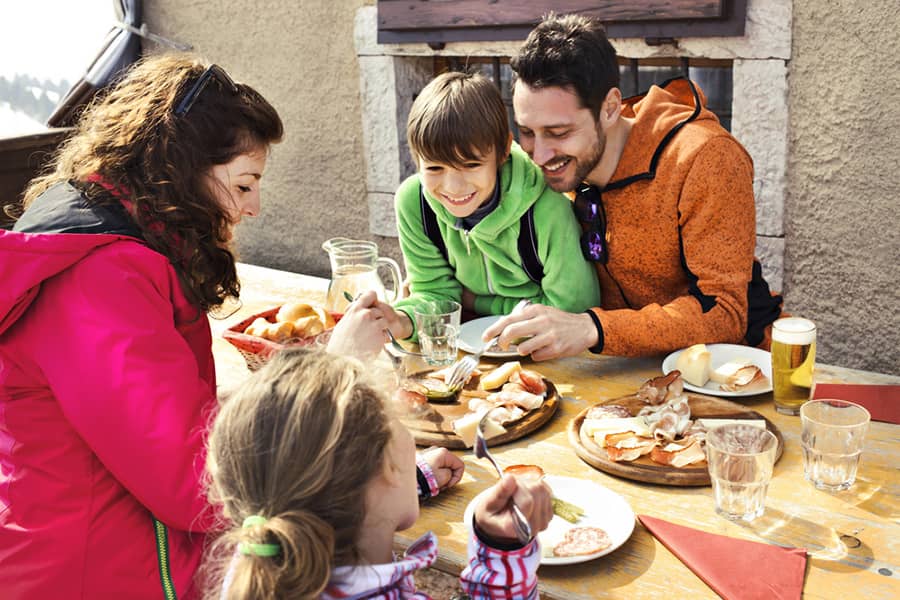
[145,0,389,280]
[788,0,900,374]
[142,1,898,373]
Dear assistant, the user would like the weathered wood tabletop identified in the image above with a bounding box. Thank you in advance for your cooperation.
[212,263,900,599]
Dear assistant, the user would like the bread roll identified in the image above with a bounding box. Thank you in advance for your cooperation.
[276,302,316,323]
[244,317,272,337]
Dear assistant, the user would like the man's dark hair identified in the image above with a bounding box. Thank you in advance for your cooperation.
[511,13,620,118]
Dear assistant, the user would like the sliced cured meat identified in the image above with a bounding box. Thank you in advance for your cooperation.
[488,388,544,411]
[636,370,683,405]
[487,405,525,425]
[503,464,545,480]
[586,405,632,420]
[511,369,547,395]
[719,366,769,393]
[604,433,656,461]
[552,526,611,557]
[650,440,707,467]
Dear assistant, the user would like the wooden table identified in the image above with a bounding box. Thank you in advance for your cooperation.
[212,263,900,599]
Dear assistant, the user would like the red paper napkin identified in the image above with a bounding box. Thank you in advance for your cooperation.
[811,384,900,424]
[638,514,807,600]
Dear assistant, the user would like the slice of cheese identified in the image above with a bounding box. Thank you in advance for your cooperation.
[674,344,711,387]
[452,412,506,448]
[695,418,766,430]
[581,417,651,440]
[709,358,754,384]
[480,361,522,390]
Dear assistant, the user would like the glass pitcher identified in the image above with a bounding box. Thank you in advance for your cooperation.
[322,238,402,312]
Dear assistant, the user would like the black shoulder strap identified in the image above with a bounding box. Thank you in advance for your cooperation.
[420,184,449,262]
[419,183,544,283]
[518,206,544,283]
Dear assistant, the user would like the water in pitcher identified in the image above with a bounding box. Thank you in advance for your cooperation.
[325,264,387,312]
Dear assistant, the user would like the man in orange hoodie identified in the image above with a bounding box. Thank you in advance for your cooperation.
[484,13,783,360]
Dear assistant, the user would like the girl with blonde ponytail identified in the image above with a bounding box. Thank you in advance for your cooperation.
[204,348,553,599]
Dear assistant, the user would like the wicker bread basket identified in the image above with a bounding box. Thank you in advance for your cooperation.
[223,305,342,371]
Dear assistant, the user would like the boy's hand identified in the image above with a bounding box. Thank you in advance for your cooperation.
[420,446,464,490]
[474,474,553,544]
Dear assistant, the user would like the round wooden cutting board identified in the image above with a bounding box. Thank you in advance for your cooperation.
[402,380,559,449]
[567,393,784,486]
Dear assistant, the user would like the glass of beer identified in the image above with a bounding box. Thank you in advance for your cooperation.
[771,317,817,415]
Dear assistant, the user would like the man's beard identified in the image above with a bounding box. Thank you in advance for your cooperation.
[546,127,606,193]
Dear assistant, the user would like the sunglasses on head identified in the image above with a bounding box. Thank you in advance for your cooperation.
[574,184,609,264]
[174,64,239,117]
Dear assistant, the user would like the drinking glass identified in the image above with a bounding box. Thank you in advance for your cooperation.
[800,399,870,491]
[414,300,461,367]
[771,317,817,415]
[706,424,778,522]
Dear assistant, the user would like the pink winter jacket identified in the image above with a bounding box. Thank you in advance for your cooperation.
[0,184,218,599]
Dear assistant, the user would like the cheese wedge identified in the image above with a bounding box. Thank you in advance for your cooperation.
[480,361,522,390]
[581,417,651,441]
[674,344,711,387]
[452,412,506,448]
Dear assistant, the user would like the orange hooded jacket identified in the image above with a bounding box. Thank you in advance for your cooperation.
[586,78,782,356]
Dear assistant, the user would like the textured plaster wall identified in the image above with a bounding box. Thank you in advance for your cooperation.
[789,0,900,374]
[144,0,394,279]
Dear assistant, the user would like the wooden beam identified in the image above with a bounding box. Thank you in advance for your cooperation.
[379,0,724,31]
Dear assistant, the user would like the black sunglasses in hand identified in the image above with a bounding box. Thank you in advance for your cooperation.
[174,64,239,117]
[574,184,609,264]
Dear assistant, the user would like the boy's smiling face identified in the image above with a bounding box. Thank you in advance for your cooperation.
[419,147,502,218]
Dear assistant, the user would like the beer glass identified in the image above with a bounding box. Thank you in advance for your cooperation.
[771,317,817,415]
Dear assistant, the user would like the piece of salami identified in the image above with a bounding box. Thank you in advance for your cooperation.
[552,526,611,557]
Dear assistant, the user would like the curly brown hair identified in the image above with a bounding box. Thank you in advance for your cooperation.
[20,53,284,312]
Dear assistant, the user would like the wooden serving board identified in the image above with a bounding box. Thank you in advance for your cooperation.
[567,393,784,486]
[402,380,559,449]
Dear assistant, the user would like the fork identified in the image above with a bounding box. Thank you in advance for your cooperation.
[445,335,497,390]
[474,414,532,544]
[445,300,531,390]
[343,291,426,358]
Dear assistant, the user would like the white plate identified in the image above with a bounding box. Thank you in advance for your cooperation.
[458,316,520,358]
[662,343,773,397]
[463,475,635,566]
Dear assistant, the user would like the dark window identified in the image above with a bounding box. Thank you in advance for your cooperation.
[433,56,733,134]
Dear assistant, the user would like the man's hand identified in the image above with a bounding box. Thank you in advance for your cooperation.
[474,474,553,544]
[325,290,389,360]
[482,303,599,361]
[420,446,464,491]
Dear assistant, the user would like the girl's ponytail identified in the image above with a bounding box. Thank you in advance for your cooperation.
[219,511,334,600]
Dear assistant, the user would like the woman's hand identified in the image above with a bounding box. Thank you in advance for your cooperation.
[326,290,389,360]
[420,446,464,491]
[473,474,553,545]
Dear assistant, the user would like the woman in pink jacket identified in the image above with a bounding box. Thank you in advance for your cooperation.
[0,51,417,599]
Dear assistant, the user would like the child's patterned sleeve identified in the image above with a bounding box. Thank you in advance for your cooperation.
[459,532,541,599]
[416,454,441,500]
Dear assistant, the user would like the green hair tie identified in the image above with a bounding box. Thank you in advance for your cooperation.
[239,515,281,557]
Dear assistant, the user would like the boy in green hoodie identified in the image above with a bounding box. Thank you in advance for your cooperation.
[382,71,600,341]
